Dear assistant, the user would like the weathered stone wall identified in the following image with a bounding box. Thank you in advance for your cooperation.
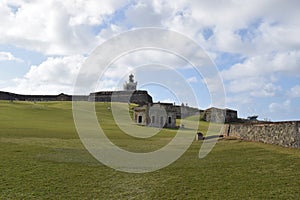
[0,91,14,100]
[0,91,87,101]
[89,90,153,105]
[1,90,150,104]
[223,121,300,148]
[134,103,177,128]
[174,105,202,119]
[203,107,238,123]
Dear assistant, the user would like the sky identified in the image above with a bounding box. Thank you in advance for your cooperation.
[0,0,300,121]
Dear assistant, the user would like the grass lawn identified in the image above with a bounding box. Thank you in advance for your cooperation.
[0,101,300,199]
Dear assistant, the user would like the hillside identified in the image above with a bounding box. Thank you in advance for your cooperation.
[0,101,300,199]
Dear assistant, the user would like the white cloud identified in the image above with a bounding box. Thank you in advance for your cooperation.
[63,0,125,26]
[226,95,253,105]
[124,1,163,27]
[221,50,300,99]
[0,0,126,55]
[269,100,291,113]
[1,0,300,121]
[287,85,300,98]
[0,51,23,62]
[81,48,196,93]
[226,77,280,97]
[96,24,125,44]
[1,0,299,58]
[222,51,300,81]
[187,76,198,83]
[2,55,85,94]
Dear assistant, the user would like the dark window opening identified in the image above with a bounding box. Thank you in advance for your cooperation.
[138,115,143,123]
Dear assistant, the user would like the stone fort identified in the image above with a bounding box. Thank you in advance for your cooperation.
[0,74,238,128]
[0,74,152,105]
[1,74,299,148]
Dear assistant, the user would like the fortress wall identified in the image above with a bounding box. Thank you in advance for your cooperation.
[174,106,202,119]
[223,121,300,148]
[297,122,300,147]
[0,92,13,100]
[91,90,153,104]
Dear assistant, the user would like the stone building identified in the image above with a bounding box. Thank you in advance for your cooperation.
[174,104,202,119]
[89,90,152,105]
[1,74,239,127]
[134,103,177,128]
[56,93,72,101]
[0,75,151,104]
[89,74,152,105]
[203,107,238,123]
[133,105,149,126]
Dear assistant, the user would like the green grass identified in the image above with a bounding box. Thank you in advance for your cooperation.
[0,101,300,199]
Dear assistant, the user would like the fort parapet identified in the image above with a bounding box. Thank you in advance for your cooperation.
[89,90,152,105]
[0,91,87,101]
[0,90,152,105]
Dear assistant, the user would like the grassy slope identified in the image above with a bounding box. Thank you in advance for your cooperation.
[0,101,299,199]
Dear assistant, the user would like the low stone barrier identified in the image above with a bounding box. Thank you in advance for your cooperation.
[222,121,300,148]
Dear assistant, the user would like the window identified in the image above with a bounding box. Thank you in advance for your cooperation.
[160,116,164,127]
[168,116,172,124]
[152,116,155,124]
[138,115,143,123]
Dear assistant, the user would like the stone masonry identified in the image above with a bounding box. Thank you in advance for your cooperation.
[222,121,300,148]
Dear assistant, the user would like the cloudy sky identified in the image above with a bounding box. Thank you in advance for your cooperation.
[0,0,300,121]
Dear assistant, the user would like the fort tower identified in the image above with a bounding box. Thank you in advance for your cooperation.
[123,74,137,91]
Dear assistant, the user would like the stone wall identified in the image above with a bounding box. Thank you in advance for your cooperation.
[89,90,153,105]
[174,105,202,119]
[0,91,77,101]
[203,107,238,123]
[1,90,150,104]
[222,121,300,148]
[0,91,15,100]
[134,103,177,128]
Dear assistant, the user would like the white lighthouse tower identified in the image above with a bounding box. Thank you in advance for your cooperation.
[123,74,137,91]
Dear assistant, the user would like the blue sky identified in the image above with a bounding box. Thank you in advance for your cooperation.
[0,0,300,121]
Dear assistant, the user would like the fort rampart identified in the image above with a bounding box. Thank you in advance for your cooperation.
[222,121,300,148]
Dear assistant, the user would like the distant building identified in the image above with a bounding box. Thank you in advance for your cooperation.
[89,74,152,105]
[0,74,151,105]
[56,93,72,101]
[133,105,149,126]
[134,102,177,128]
[89,90,152,105]
[0,74,240,126]
[203,107,238,123]
[173,104,202,119]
